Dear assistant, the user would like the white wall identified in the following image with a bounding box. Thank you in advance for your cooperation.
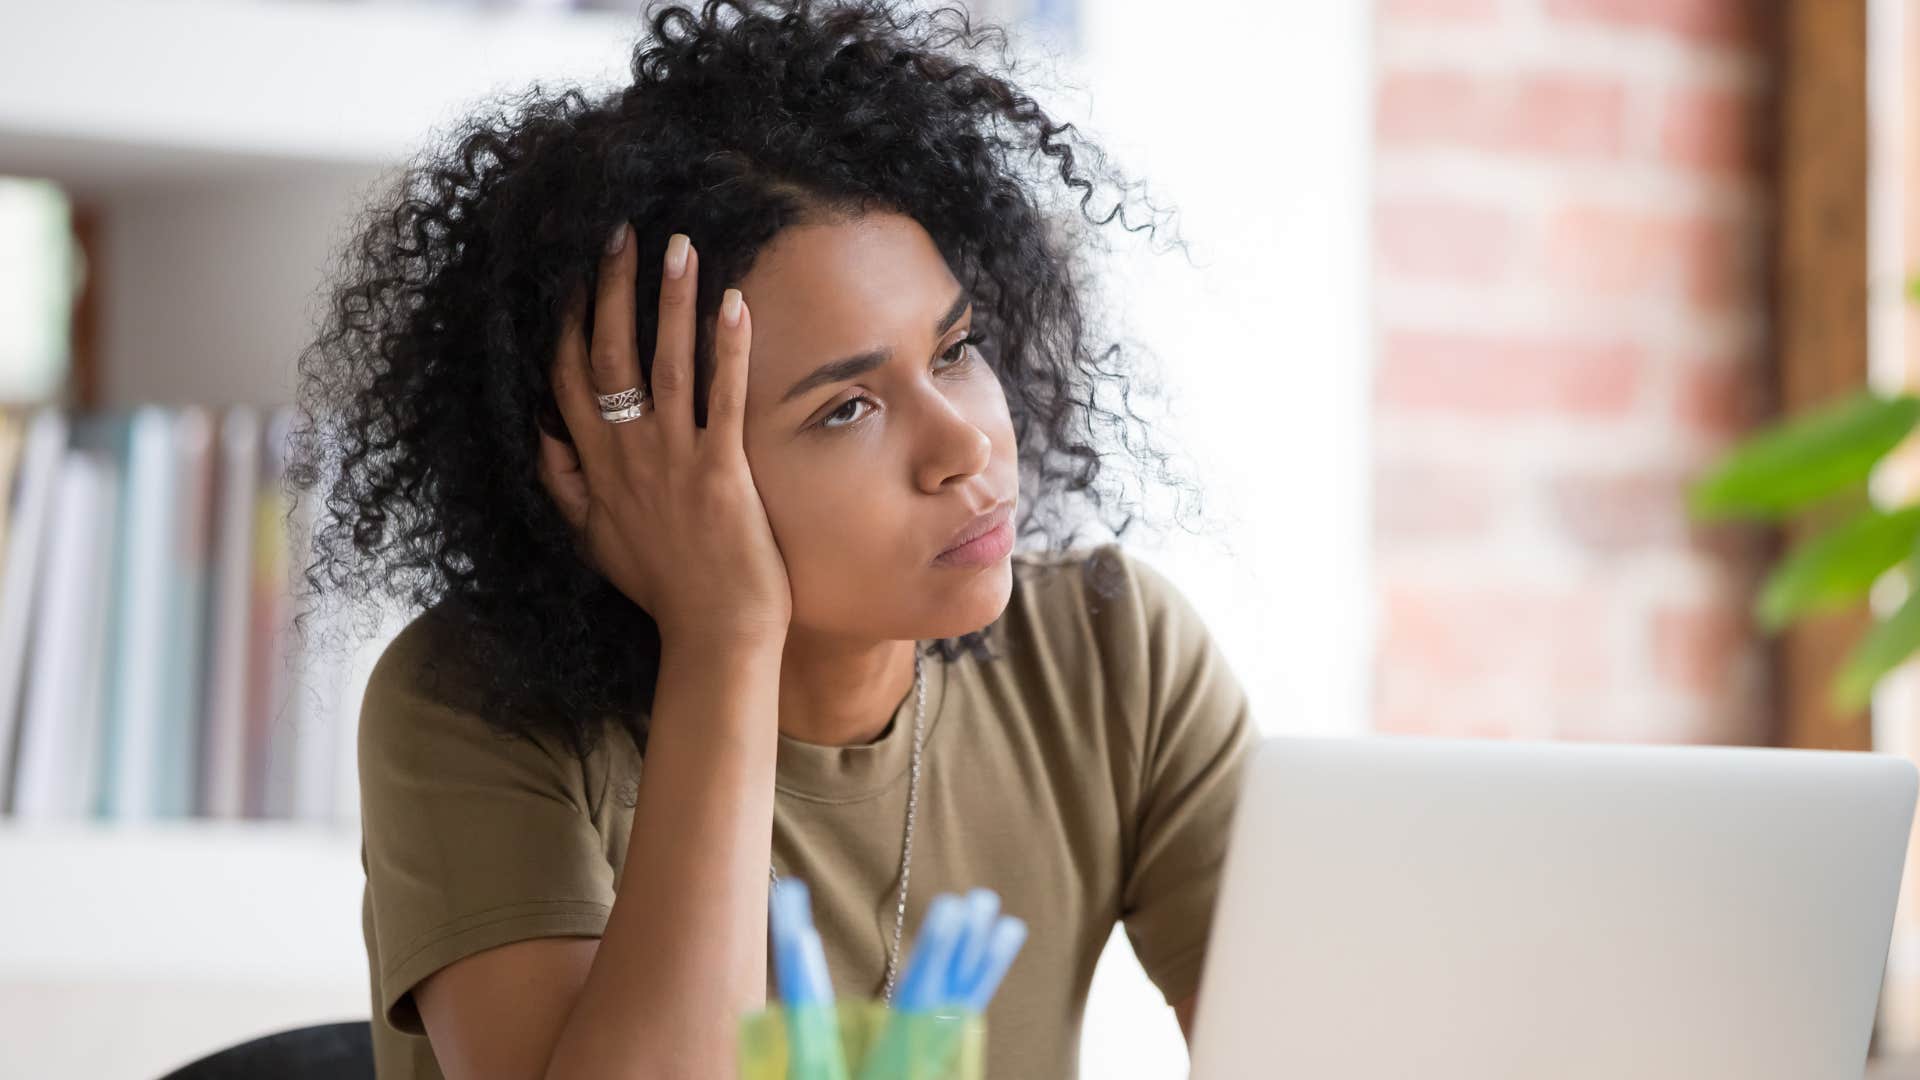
[1048,1,1374,1075]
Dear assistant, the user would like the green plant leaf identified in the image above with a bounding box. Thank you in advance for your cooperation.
[1757,506,1920,630]
[1689,391,1920,520]
[1908,272,1920,304]
[1833,578,1920,711]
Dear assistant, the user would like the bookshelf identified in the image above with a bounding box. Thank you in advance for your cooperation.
[0,1,643,1074]
[1,0,640,409]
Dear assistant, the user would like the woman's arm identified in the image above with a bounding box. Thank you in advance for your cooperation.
[414,631,785,1080]
[546,632,784,1075]
[416,214,788,1078]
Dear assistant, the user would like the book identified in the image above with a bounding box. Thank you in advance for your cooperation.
[156,406,215,818]
[0,402,392,825]
[0,408,68,811]
[245,406,297,819]
[12,448,115,818]
[96,407,173,821]
[199,406,260,819]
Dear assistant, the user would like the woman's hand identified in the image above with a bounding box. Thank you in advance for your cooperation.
[537,223,793,648]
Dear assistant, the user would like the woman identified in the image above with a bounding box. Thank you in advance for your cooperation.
[290,1,1256,1076]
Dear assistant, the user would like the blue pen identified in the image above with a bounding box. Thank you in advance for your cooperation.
[955,915,1026,1011]
[856,892,1028,1080]
[768,879,851,1080]
[891,892,968,1012]
[944,889,1000,1002]
[855,893,966,1080]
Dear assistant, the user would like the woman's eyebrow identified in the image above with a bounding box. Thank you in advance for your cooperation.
[778,289,972,406]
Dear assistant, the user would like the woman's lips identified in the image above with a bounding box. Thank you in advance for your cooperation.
[933,515,1015,568]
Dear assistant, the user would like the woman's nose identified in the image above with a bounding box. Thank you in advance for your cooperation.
[917,398,993,491]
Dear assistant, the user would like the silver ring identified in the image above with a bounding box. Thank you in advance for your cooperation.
[597,386,649,424]
[596,387,644,411]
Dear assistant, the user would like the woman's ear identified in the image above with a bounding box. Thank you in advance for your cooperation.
[535,424,590,534]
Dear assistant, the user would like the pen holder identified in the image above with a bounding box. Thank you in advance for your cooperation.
[737,998,986,1080]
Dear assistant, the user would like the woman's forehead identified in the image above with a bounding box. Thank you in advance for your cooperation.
[737,214,963,397]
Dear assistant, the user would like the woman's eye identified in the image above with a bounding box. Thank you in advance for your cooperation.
[821,397,872,429]
[938,332,984,370]
[816,333,987,432]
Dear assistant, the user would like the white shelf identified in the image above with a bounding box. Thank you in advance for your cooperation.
[0,0,651,407]
[0,818,370,1074]
[0,0,641,194]
[0,818,364,985]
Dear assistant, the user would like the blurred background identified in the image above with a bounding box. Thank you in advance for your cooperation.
[0,0,1917,1076]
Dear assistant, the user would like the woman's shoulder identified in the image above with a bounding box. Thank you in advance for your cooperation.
[989,540,1226,733]
[1001,540,1208,654]
[360,607,466,724]
[987,541,1253,819]
[358,607,575,770]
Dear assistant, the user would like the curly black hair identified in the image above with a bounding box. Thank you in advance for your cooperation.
[288,0,1203,763]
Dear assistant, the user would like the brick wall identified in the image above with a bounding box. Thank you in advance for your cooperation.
[1371,0,1775,743]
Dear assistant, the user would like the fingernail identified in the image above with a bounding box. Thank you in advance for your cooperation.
[721,288,743,326]
[605,221,628,255]
[665,233,690,279]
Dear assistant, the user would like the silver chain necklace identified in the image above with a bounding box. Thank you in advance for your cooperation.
[769,646,926,1004]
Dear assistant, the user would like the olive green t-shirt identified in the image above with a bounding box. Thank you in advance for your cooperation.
[357,542,1258,1079]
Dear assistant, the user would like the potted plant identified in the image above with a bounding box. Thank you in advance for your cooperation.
[1688,275,1920,710]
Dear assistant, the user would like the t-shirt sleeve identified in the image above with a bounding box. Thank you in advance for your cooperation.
[358,622,617,1035]
[1110,548,1259,1008]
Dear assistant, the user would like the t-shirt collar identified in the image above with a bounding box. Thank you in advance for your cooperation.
[773,649,951,803]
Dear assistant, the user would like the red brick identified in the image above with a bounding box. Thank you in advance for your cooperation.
[1553,710,1694,745]
[1376,332,1645,417]
[1544,207,1755,312]
[1651,602,1750,696]
[1374,461,1498,543]
[1680,216,1759,312]
[1659,84,1766,176]
[1544,206,1686,296]
[1376,198,1517,283]
[1373,681,1521,739]
[1381,0,1503,19]
[1376,71,1628,159]
[1673,356,1765,440]
[1380,581,1612,691]
[1373,0,1771,751]
[1549,469,1692,554]
[1543,0,1760,49]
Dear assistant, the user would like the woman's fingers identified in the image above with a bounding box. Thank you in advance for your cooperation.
[535,425,589,532]
[705,286,751,449]
[648,232,698,454]
[548,283,610,472]
[589,221,656,460]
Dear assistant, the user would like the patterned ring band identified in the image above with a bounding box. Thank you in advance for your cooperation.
[596,386,644,411]
[597,386,649,424]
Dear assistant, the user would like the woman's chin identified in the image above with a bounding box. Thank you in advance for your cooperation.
[920,559,1014,638]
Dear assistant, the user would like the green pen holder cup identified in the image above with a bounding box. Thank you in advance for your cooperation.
[737,998,986,1080]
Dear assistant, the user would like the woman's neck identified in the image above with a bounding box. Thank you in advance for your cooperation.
[775,631,918,748]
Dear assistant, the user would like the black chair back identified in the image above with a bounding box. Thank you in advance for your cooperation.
[157,1020,374,1080]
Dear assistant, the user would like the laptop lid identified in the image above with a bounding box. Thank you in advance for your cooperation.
[1188,735,1918,1080]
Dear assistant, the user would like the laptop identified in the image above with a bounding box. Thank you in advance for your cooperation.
[1187,734,1920,1080]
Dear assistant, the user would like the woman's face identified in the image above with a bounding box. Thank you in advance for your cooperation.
[731,211,1018,643]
